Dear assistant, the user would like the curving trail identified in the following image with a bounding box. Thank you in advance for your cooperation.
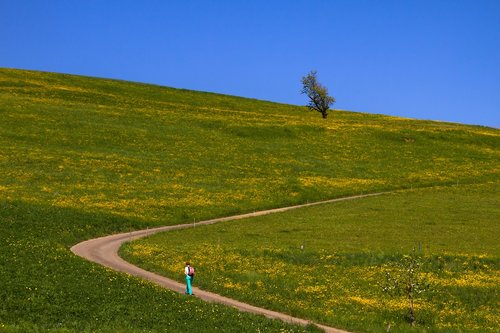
[71,192,387,332]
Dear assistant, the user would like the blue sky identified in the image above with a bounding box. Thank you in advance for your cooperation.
[1,0,499,127]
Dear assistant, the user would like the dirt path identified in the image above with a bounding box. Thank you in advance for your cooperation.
[71,193,387,332]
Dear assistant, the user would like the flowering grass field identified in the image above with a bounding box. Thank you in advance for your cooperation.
[122,183,499,332]
[0,68,499,332]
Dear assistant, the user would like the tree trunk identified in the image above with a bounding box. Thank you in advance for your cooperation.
[322,111,328,119]
[408,292,416,326]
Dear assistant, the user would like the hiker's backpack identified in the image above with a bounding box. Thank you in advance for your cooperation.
[188,266,195,277]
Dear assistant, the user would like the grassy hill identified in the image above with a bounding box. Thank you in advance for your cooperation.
[0,68,498,332]
[123,184,499,332]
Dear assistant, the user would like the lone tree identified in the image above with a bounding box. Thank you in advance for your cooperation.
[301,70,335,119]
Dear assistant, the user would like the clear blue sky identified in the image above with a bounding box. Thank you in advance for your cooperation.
[1,0,499,127]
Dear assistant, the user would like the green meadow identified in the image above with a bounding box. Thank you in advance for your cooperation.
[0,68,499,332]
[122,183,499,332]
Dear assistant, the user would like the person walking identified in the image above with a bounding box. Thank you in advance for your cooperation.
[184,262,194,295]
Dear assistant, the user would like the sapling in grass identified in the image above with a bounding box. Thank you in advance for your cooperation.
[381,248,430,327]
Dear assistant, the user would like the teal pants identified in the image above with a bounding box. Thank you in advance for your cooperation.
[185,275,192,295]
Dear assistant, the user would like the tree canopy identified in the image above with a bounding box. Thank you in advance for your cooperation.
[301,70,335,119]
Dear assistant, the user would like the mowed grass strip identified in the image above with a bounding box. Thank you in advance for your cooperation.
[122,183,500,333]
[0,68,499,332]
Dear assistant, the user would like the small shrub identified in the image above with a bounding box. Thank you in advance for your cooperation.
[381,248,430,327]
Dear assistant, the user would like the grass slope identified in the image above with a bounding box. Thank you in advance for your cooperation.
[0,68,499,332]
[123,183,499,332]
